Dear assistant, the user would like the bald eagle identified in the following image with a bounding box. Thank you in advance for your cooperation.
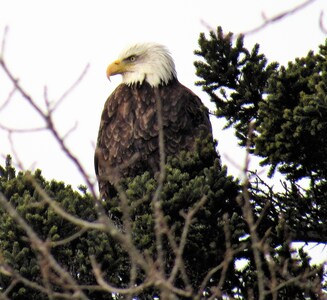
[95,43,214,198]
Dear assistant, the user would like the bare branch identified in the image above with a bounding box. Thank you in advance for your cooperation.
[319,10,327,34]
[0,56,45,117]
[0,26,9,59]
[201,0,320,37]
[90,256,152,295]
[61,121,79,140]
[50,64,90,113]
[0,86,16,112]
[0,122,46,133]
[51,228,88,248]
[238,122,266,300]
[152,88,167,280]
[240,0,319,36]
[0,55,98,199]
[169,195,207,286]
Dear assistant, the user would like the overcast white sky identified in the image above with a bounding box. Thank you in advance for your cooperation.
[0,0,325,184]
[0,0,326,263]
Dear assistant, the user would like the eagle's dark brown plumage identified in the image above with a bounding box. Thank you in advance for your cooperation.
[95,43,214,198]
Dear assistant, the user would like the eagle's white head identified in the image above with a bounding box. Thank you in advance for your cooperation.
[106,43,177,87]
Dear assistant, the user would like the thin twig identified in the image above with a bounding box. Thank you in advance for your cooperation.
[319,10,327,34]
[51,228,88,247]
[201,0,319,38]
[0,122,46,133]
[152,88,166,279]
[0,26,9,58]
[90,256,152,295]
[240,0,319,36]
[50,64,90,113]
[239,122,266,300]
[0,86,16,111]
[169,195,207,286]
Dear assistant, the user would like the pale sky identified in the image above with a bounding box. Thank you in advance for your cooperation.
[0,0,326,264]
[0,0,325,184]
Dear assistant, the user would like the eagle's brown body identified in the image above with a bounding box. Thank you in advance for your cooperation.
[95,79,212,198]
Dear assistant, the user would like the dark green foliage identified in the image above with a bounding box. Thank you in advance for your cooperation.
[1,133,324,299]
[0,139,244,299]
[195,26,327,184]
[195,25,327,236]
[194,26,327,298]
[256,46,327,181]
[0,156,123,299]
[194,26,279,147]
[102,137,243,295]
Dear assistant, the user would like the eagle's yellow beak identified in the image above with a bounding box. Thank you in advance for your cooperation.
[106,59,127,80]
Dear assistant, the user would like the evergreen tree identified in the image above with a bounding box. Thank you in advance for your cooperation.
[195,26,327,244]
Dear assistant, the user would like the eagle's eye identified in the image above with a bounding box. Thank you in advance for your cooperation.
[128,55,136,62]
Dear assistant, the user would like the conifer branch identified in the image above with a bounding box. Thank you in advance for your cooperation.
[0,192,89,300]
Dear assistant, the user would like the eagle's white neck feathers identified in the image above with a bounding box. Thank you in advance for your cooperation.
[118,43,177,87]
